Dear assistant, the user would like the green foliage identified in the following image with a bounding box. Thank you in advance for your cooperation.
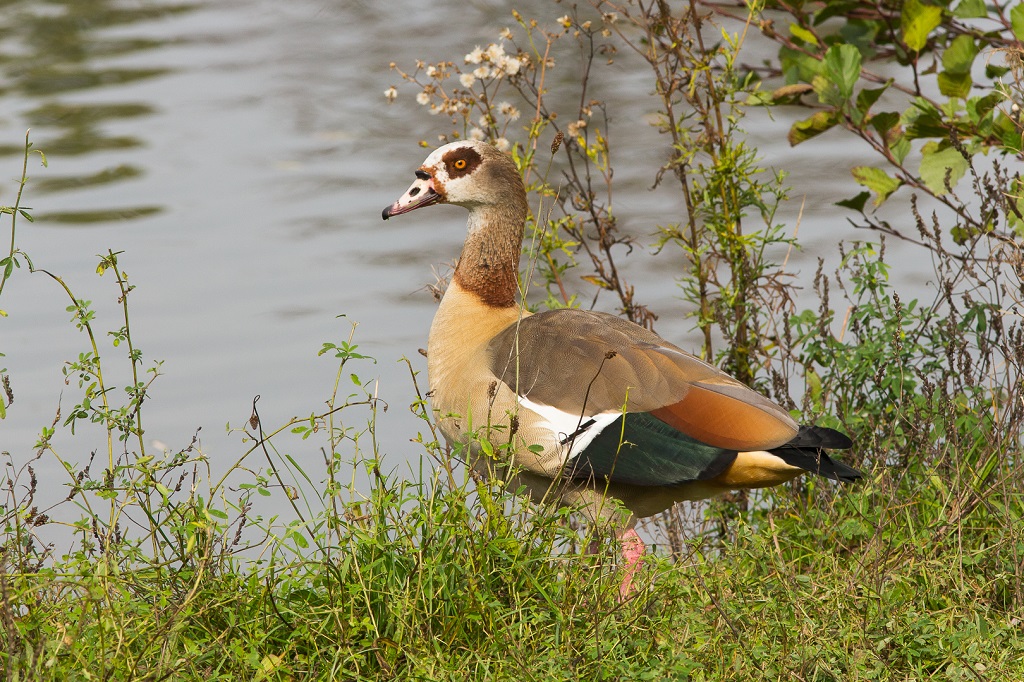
[649,11,788,385]
[761,0,1024,240]
[0,132,45,420]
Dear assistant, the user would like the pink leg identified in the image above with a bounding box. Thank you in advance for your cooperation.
[618,528,646,601]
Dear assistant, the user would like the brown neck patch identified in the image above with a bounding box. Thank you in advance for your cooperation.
[454,223,521,308]
[454,263,518,308]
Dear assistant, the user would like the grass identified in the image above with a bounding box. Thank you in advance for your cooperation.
[3,438,1022,680]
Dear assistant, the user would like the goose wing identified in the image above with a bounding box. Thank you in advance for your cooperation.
[486,308,799,452]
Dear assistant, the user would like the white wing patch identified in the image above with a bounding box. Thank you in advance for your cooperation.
[517,396,622,462]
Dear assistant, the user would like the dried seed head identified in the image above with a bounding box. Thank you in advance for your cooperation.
[551,131,564,154]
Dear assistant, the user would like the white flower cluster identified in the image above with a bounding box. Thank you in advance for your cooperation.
[386,25,541,152]
[567,119,587,137]
[468,126,510,151]
[463,42,524,82]
[428,100,466,117]
[498,101,521,121]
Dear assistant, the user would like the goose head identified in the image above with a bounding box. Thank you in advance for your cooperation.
[381,140,525,220]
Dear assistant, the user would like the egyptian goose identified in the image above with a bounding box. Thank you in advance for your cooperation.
[382,140,861,598]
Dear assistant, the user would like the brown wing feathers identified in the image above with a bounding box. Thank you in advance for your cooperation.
[488,308,800,451]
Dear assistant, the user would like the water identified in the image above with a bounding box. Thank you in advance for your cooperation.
[1,0,894,515]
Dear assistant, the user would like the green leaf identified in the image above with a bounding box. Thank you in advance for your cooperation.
[937,71,971,98]
[806,368,822,407]
[788,110,839,146]
[836,192,871,213]
[857,84,890,116]
[903,98,947,139]
[838,21,877,54]
[1009,204,1024,238]
[823,43,863,101]
[938,34,977,98]
[920,142,969,195]
[891,134,911,165]
[870,111,900,137]
[950,225,971,244]
[901,0,943,52]
[953,0,985,18]
[789,23,818,46]
[779,46,822,84]
[1013,4,1024,42]
[868,110,909,161]
[964,305,988,333]
[928,473,949,497]
[967,92,1003,125]
[851,166,902,206]
[838,518,872,542]
[744,90,775,107]
[994,112,1024,152]
[942,34,978,74]
[985,63,1010,80]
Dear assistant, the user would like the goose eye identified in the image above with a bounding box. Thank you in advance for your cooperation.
[453,159,467,170]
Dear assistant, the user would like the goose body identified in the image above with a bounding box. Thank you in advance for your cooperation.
[383,140,861,596]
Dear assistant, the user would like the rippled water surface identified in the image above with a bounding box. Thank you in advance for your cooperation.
[2,0,904,507]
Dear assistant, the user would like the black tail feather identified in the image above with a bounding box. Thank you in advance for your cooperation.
[771,425,861,483]
[788,425,854,450]
[774,447,863,483]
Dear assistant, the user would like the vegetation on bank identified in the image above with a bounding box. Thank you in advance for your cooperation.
[2,1,1023,679]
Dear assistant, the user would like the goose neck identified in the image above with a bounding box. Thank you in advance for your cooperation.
[453,202,527,309]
